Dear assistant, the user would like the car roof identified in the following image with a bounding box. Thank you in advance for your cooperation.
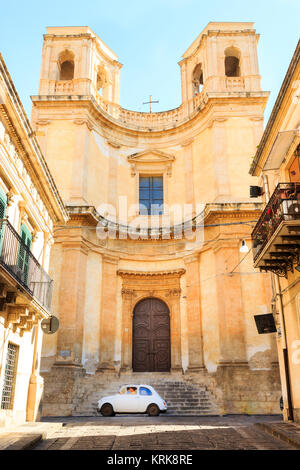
[119,384,156,390]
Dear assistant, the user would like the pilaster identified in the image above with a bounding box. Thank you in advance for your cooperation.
[55,239,89,366]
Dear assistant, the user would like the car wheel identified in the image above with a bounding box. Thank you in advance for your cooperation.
[147,404,160,416]
[100,403,115,417]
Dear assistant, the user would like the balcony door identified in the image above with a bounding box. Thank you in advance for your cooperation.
[0,188,7,255]
[289,152,300,182]
[17,224,32,284]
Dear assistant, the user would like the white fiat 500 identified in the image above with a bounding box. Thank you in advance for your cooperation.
[97,384,167,416]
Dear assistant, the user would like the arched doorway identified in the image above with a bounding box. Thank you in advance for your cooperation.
[132,298,171,372]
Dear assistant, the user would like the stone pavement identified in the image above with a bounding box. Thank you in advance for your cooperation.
[0,421,63,450]
[255,421,300,449]
[0,415,300,451]
[0,415,298,451]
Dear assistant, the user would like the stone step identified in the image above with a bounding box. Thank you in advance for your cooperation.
[75,376,220,416]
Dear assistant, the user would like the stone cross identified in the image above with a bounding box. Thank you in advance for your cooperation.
[143,95,159,113]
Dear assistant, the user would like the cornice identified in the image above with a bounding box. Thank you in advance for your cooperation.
[31,92,268,145]
[117,268,186,278]
[182,27,257,61]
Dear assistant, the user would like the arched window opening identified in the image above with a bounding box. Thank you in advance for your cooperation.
[96,64,109,97]
[192,63,203,95]
[58,50,75,81]
[60,61,74,80]
[96,73,103,95]
[224,47,241,77]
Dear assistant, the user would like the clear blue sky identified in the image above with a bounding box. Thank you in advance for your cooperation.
[0,0,299,123]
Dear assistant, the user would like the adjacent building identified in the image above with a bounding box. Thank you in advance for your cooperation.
[250,40,300,423]
[0,55,67,427]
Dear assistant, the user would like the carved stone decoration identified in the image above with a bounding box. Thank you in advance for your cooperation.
[117,268,185,279]
[3,304,40,333]
[165,288,182,297]
[121,288,136,298]
[73,118,94,132]
[118,268,185,372]
[127,149,175,177]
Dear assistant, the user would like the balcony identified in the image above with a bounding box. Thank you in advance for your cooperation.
[252,183,300,277]
[0,219,53,311]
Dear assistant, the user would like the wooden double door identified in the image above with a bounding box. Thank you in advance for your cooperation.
[132,298,171,372]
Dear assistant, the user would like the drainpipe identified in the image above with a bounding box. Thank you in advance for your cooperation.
[263,173,294,421]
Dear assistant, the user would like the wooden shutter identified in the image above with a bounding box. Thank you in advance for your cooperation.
[0,188,7,255]
[18,224,32,283]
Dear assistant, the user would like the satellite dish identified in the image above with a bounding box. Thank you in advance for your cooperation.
[41,316,59,334]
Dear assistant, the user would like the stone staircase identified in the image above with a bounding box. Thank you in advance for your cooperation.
[73,372,220,416]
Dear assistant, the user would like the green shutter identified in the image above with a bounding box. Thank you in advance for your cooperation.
[18,224,32,284]
[0,188,7,255]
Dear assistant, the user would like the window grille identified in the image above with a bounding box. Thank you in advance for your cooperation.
[1,343,19,410]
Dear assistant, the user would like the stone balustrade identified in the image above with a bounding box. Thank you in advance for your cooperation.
[226,76,245,91]
[55,80,74,94]
[52,78,247,128]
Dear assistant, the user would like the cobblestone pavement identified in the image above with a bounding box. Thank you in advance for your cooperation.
[31,415,295,450]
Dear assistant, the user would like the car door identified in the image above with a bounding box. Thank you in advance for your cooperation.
[138,386,153,412]
[115,386,139,412]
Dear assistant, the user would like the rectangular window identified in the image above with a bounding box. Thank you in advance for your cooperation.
[1,343,19,410]
[139,176,163,215]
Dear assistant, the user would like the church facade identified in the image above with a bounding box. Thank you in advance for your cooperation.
[31,23,281,416]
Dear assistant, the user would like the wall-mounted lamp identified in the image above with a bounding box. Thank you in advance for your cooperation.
[240,240,249,253]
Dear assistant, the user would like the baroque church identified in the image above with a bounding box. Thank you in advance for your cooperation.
[31,22,281,416]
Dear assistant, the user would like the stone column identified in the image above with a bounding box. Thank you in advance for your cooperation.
[107,142,120,208]
[185,254,205,371]
[120,288,135,371]
[70,120,91,204]
[34,120,49,157]
[97,255,118,370]
[82,251,103,374]
[180,273,189,373]
[180,60,189,116]
[168,293,182,371]
[212,118,230,201]
[182,139,195,211]
[55,239,89,366]
[114,274,123,373]
[214,243,247,365]
[251,117,264,148]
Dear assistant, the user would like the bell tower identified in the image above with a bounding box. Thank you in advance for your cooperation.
[179,22,262,113]
[38,26,122,113]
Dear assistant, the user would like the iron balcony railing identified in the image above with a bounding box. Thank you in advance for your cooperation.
[0,219,53,311]
[252,183,300,262]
